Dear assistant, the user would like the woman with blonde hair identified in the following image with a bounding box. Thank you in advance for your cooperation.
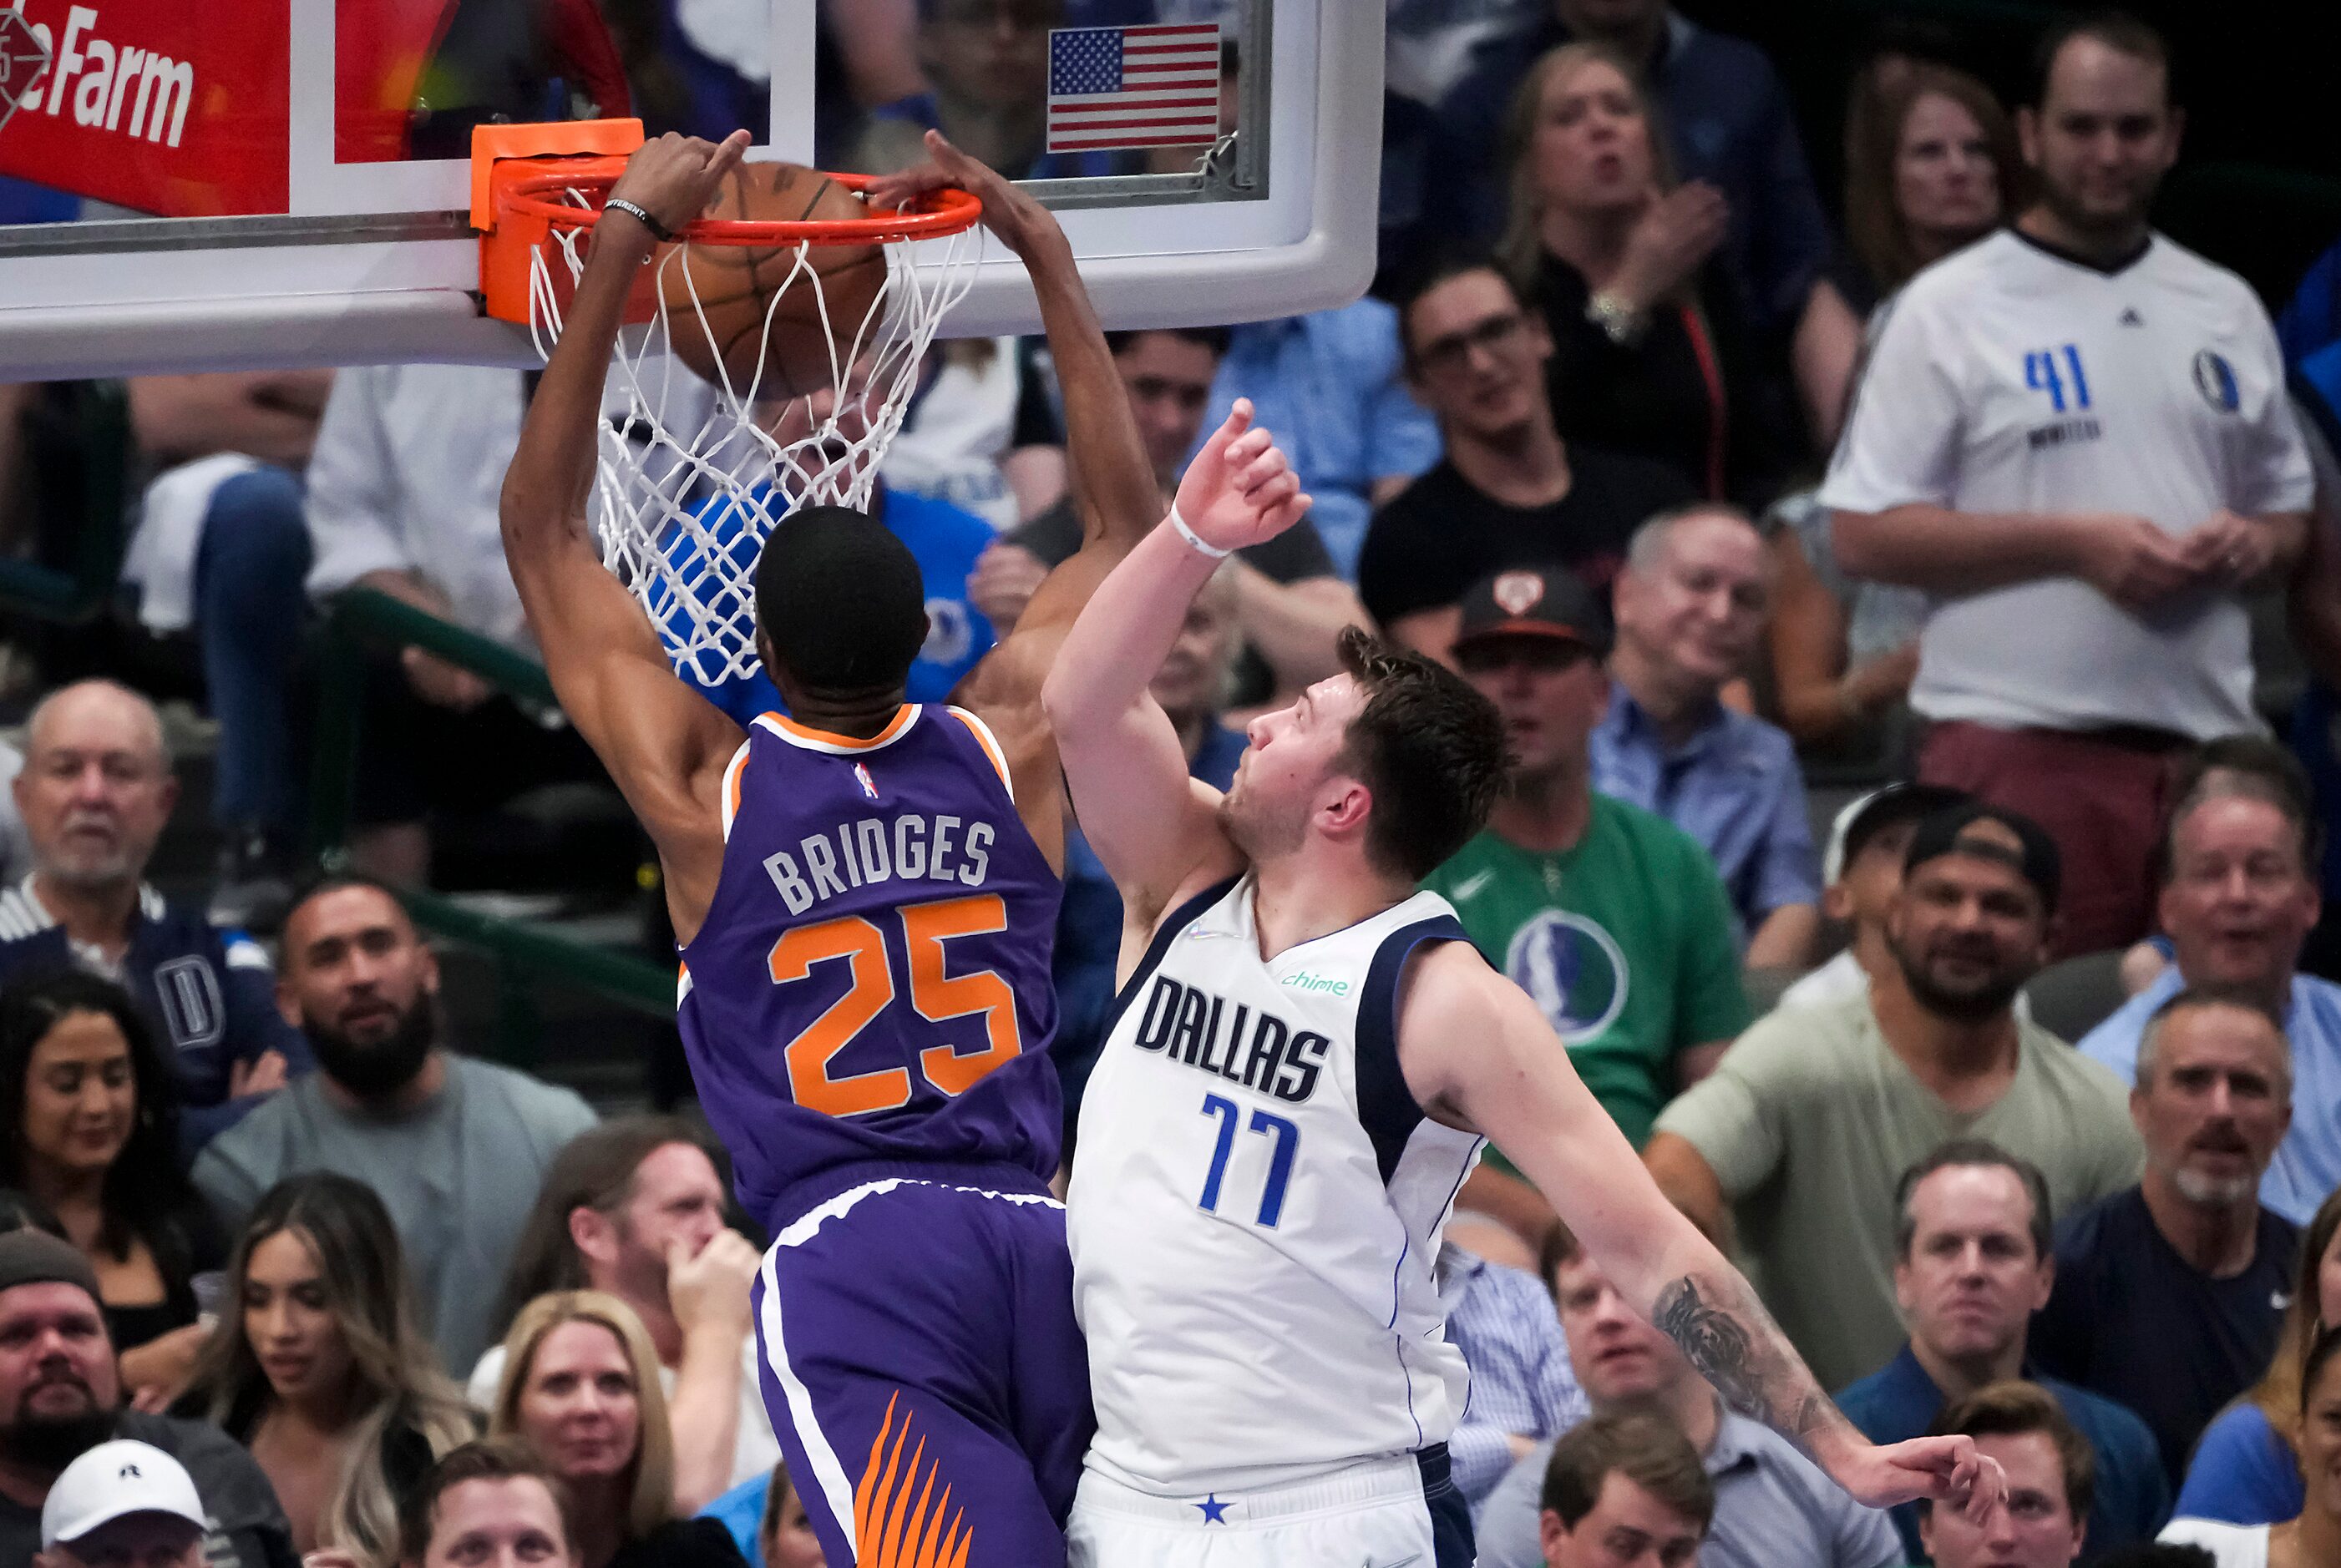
[489,1292,745,1568]
[1496,41,1803,509]
[180,1172,474,1562]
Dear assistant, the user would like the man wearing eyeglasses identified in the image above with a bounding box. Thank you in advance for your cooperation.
[1361,256,1696,665]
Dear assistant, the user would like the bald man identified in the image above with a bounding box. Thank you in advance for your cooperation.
[0,680,310,1148]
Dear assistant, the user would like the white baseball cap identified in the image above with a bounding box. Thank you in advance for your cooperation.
[39,1439,209,1551]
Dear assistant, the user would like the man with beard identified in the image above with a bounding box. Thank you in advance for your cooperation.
[0,1229,295,1568]
[190,878,596,1370]
[2034,989,2298,1489]
[0,680,311,1150]
[1837,1144,2170,1560]
[1646,802,2142,1390]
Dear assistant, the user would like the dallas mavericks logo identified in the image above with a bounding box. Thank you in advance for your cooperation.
[2192,350,2241,413]
[1503,912,1629,1044]
[924,597,974,665]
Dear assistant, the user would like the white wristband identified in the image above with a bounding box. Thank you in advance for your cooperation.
[1168,505,1231,560]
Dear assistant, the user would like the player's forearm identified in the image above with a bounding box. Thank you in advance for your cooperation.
[1041,518,1219,740]
[499,215,651,554]
[1831,503,2085,594]
[1021,229,1158,549]
[666,1323,747,1514]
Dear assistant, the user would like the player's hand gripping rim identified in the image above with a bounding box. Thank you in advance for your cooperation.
[868,129,1061,260]
[605,129,753,245]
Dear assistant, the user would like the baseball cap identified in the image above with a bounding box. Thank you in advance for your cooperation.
[40,1440,208,1550]
[1452,569,1612,658]
[1903,801,2063,915]
[1822,782,1973,884]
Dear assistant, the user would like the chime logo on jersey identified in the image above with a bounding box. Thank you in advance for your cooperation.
[1128,974,1330,1103]
[2192,349,2241,413]
[1504,910,1629,1044]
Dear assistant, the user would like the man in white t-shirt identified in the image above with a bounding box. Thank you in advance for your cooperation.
[1824,14,2313,958]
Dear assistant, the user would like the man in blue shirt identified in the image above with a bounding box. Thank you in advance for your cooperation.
[1836,1142,2171,1562]
[2080,746,2341,1226]
[0,682,309,1152]
[1591,504,1817,969]
[1203,299,1443,579]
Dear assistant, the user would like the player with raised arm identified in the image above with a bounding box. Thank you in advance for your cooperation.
[1039,456,2009,1565]
[497,128,1298,1568]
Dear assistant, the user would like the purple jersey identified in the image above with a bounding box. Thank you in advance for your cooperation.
[677,704,1063,1225]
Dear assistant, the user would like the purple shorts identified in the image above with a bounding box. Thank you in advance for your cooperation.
[751,1161,1093,1566]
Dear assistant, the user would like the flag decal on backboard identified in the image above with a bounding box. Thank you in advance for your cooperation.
[1046,24,1221,154]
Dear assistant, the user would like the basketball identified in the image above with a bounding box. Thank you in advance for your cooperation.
[658,162,889,401]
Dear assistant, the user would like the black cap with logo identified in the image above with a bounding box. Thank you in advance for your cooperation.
[1452,568,1612,658]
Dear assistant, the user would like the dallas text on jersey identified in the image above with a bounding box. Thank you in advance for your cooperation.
[763,812,996,916]
[1127,974,1331,1104]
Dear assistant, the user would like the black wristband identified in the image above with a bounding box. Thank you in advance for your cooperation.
[605,197,675,243]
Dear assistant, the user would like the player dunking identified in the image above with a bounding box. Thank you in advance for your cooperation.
[497,130,1305,1566]
[1040,468,2010,1562]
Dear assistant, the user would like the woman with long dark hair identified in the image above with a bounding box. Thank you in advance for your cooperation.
[0,967,225,1405]
[180,1173,474,1560]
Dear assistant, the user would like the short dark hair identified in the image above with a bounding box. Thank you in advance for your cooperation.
[1334,627,1509,880]
[754,504,929,695]
[2029,9,2172,108]
[1893,1139,2052,1262]
[1105,326,1232,360]
[286,872,412,935]
[2161,736,2323,882]
[1924,1380,2095,1525]
[398,1439,580,1565]
[1537,1216,1585,1297]
[2136,983,2290,1095]
[1541,1409,1714,1534]
[1393,249,1528,365]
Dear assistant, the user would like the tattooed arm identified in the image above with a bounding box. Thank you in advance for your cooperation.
[1396,942,2001,1513]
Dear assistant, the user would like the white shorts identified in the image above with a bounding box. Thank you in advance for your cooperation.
[1067,1449,1474,1568]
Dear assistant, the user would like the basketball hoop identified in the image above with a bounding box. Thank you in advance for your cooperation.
[474,121,987,690]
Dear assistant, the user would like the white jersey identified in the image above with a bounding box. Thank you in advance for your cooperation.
[1067,873,1486,1499]
[1819,229,2313,739]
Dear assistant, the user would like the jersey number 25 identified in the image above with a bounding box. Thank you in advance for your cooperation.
[769,893,1021,1115]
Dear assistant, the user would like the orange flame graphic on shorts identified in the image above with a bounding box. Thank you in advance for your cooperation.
[854,1392,972,1568]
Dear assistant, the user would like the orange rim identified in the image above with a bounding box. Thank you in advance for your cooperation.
[500,168,985,247]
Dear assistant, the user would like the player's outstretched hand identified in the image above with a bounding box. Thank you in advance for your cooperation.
[868,129,1061,260]
[1827,1433,2006,1518]
[606,129,752,240]
[1173,399,1311,554]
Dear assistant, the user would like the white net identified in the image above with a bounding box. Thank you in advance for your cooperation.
[527,192,985,689]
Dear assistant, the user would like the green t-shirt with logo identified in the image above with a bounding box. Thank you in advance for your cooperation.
[1422,793,1752,1147]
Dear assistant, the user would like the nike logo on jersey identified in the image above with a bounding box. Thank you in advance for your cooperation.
[1449,869,1494,902]
[1130,974,1330,1103]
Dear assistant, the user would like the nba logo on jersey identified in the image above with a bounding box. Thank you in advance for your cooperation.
[853,761,879,801]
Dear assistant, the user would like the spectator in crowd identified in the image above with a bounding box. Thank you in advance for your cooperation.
[1493,44,1805,509]
[998,326,1364,706]
[476,1120,775,1500]
[0,680,309,1147]
[1763,488,1928,760]
[1042,565,1247,1133]
[1433,0,1846,387]
[0,1229,295,1568]
[0,972,228,1412]
[485,1292,747,1568]
[1646,804,2143,1390]
[756,1460,822,1568]
[1359,257,1697,660]
[1476,1217,1903,1568]
[1202,299,1443,579]
[119,372,335,923]
[2035,989,2300,1488]
[1840,64,2020,313]
[192,878,598,1372]
[881,337,1067,531]
[1439,1237,1589,1513]
[2176,1186,2341,1525]
[1778,782,1973,1014]
[1918,1381,2095,1568]
[2162,1325,2341,1567]
[1590,506,1819,967]
[1825,15,2315,959]
[0,742,31,887]
[1426,569,1749,1152]
[1531,1408,1713,1568]
[304,365,613,885]
[31,1438,210,1568]
[1836,1143,2171,1559]
[2080,750,2340,1225]
[179,1174,474,1560]
[395,1438,581,1568]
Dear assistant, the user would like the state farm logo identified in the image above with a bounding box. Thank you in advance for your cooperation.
[0,5,193,146]
[0,10,53,134]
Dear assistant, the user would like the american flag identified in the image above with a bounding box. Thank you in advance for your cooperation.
[1046,24,1224,155]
